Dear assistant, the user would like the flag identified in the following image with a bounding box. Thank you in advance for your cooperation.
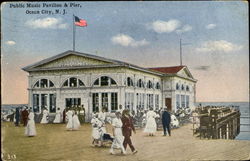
[74,16,87,27]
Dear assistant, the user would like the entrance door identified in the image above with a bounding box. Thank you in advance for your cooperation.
[165,98,172,111]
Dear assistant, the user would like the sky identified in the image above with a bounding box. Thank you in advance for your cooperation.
[1,1,249,104]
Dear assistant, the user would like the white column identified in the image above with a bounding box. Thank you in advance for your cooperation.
[108,92,111,112]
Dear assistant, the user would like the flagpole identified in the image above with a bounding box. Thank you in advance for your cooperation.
[73,14,76,51]
[180,38,182,66]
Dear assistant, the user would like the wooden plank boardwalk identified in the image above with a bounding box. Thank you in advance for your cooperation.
[2,122,250,161]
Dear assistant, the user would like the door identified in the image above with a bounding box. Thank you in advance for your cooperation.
[165,98,172,111]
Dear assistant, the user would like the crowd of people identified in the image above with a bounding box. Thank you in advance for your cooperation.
[3,104,177,155]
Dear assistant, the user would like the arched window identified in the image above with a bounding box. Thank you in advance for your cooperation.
[63,77,85,87]
[137,79,144,88]
[127,77,134,87]
[147,80,153,89]
[33,79,54,88]
[155,82,161,90]
[186,86,189,91]
[176,83,179,90]
[93,76,117,86]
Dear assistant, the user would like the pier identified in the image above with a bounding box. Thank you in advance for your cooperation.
[192,106,241,139]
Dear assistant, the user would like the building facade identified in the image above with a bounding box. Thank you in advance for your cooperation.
[23,50,197,121]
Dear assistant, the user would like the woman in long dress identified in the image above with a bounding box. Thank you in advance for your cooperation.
[40,108,49,124]
[72,111,80,130]
[25,109,36,137]
[66,109,73,130]
[110,111,126,155]
[53,108,61,123]
[144,107,157,136]
[91,113,102,146]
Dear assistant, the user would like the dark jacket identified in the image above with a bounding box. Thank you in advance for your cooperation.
[162,111,171,125]
[121,115,135,137]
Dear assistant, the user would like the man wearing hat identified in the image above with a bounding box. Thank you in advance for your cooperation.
[162,107,171,136]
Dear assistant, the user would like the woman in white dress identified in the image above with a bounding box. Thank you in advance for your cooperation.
[110,111,126,155]
[25,109,36,137]
[144,107,157,136]
[53,108,61,123]
[66,109,73,130]
[40,108,49,124]
[91,113,102,146]
[72,111,80,130]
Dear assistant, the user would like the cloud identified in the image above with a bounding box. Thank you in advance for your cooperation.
[206,24,216,30]
[194,66,210,71]
[5,41,16,45]
[176,24,192,34]
[111,34,149,47]
[25,17,68,29]
[149,19,181,33]
[196,40,243,53]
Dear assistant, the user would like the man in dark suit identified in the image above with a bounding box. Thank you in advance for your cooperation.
[15,107,20,126]
[22,107,29,126]
[162,108,171,136]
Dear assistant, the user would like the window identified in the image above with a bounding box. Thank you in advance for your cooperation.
[125,93,134,110]
[93,76,117,86]
[155,95,159,109]
[127,77,134,87]
[101,76,109,86]
[186,86,189,91]
[182,85,185,90]
[92,93,99,112]
[111,93,118,111]
[136,93,144,110]
[49,94,56,113]
[34,79,54,88]
[41,94,48,110]
[101,93,108,109]
[146,94,153,109]
[181,95,185,108]
[155,82,161,90]
[147,80,153,89]
[63,77,85,87]
[186,95,190,108]
[137,79,144,88]
[176,94,180,109]
[33,94,39,112]
[176,83,179,90]
[65,98,81,107]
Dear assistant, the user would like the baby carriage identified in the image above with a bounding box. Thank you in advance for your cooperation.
[99,127,114,147]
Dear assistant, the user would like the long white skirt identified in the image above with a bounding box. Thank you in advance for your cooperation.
[25,120,36,136]
[144,117,157,133]
[111,128,124,149]
[72,116,80,130]
[53,114,61,123]
[92,127,101,140]
[40,115,48,124]
[66,117,73,129]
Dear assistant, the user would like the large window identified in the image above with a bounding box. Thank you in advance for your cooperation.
[33,94,39,112]
[93,76,117,86]
[33,79,54,88]
[49,94,56,113]
[63,77,85,87]
[111,93,118,111]
[176,94,180,109]
[136,93,145,110]
[146,94,154,109]
[92,93,99,112]
[127,77,134,87]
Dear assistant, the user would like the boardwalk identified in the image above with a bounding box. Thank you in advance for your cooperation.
[2,122,250,161]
